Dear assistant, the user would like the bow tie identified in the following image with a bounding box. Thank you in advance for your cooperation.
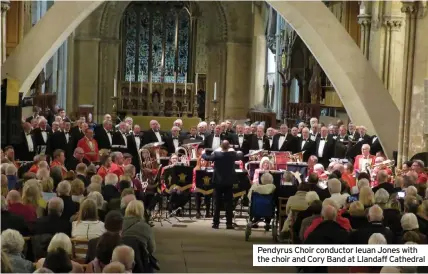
[320,138,326,141]
[279,134,285,137]
[214,135,220,137]
[41,130,46,132]
[190,136,196,138]
[26,133,31,136]
[238,135,244,138]
[303,139,308,142]
[258,138,263,140]
[268,137,272,140]
[64,132,69,134]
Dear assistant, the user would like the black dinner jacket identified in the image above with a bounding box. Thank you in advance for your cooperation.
[94,127,113,150]
[32,127,52,154]
[48,130,73,157]
[183,134,203,142]
[297,137,315,162]
[315,135,336,164]
[70,126,84,149]
[272,133,297,153]
[348,131,360,141]
[126,132,143,156]
[15,131,36,161]
[231,133,251,155]
[165,135,183,155]
[112,131,128,153]
[202,151,239,186]
[142,130,166,146]
[370,135,383,155]
[203,133,226,149]
[249,135,270,151]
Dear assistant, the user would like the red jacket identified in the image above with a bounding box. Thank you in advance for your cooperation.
[417,172,428,184]
[304,214,352,240]
[97,166,110,180]
[77,137,99,163]
[8,202,37,223]
[50,160,67,177]
[353,154,375,171]
[110,163,124,178]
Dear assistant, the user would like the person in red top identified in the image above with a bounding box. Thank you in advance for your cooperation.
[6,190,37,223]
[50,149,68,177]
[354,144,376,172]
[342,162,356,189]
[28,154,47,174]
[77,128,99,163]
[110,152,125,178]
[97,154,112,179]
[193,156,213,218]
[412,160,428,184]
[304,199,352,240]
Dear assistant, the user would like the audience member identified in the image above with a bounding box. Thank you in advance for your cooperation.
[56,181,79,221]
[111,245,135,272]
[33,197,72,236]
[72,199,105,240]
[1,196,29,235]
[1,229,34,273]
[86,232,122,273]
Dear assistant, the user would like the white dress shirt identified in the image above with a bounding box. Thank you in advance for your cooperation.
[212,135,221,149]
[64,131,70,144]
[301,140,307,150]
[41,130,48,143]
[25,133,34,152]
[238,134,244,147]
[105,128,112,145]
[134,135,140,150]
[154,131,162,143]
[121,132,128,147]
[278,134,286,150]
[318,138,326,158]
[258,138,263,149]
[173,138,179,149]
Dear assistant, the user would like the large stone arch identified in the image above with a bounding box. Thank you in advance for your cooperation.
[267,1,399,157]
[1,1,398,156]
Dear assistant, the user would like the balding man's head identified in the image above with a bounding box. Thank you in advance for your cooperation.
[48,197,64,216]
[102,262,126,273]
[111,245,135,271]
[6,190,21,204]
[368,204,383,222]
[321,205,337,221]
[221,140,230,151]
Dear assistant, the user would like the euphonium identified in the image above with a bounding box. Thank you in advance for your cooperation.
[175,146,189,165]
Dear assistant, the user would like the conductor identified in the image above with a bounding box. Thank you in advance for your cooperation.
[202,140,241,229]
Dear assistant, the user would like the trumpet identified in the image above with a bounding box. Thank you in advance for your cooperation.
[372,159,395,169]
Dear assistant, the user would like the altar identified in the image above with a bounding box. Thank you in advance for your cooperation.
[130,116,201,130]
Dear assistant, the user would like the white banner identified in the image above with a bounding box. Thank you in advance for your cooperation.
[253,245,428,267]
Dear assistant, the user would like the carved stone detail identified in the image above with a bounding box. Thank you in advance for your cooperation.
[357,14,371,26]
[383,16,403,31]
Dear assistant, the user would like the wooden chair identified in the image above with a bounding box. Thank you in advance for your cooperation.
[71,238,89,264]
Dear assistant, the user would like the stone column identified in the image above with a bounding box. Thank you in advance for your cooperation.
[249,4,266,108]
[358,15,371,59]
[397,2,418,166]
[382,16,403,89]
[1,0,10,63]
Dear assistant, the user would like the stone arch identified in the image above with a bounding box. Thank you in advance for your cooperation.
[268,1,399,156]
[1,1,398,156]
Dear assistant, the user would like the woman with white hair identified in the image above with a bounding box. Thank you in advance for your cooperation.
[35,233,83,272]
[374,188,390,208]
[87,191,106,221]
[252,157,272,185]
[368,233,387,244]
[1,229,34,272]
[401,213,427,243]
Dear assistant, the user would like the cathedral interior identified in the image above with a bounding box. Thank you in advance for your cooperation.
[0,1,428,273]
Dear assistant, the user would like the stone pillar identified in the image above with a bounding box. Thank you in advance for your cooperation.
[368,1,385,80]
[249,4,266,108]
[397,2,418,166]
[1,0,10,63]
[357,1,371,59]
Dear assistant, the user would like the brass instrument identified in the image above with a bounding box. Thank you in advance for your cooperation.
[290,151,304,163]
[175,146,189,165]
[373,159,395,169]
[99,149,110,157]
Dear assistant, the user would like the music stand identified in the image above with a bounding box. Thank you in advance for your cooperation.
[195,169,214,217]
[163,165,193,220]
[232,169,250,222]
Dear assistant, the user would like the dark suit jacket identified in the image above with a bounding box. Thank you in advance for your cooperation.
[65,156,90,172]
[94,127,113,150]
[33,214,72,237]
[59,195,79,221]
[112,131,129,153]
[77,174,90,188]
[71,126,84,150]
[231,133,251,155]
[1,210,30,236]
[32,128,52,154]
[249,135,270,151]
[15,131,36,161]
[203,133,225,150]
[142,130,166,146]
[202,151,239,187]
[372,182,395,195]
[297,138,315,162]
[314,135,336,167]
[48,131,73,157]
[370,135,383,155]
[165,136,183,155]
[349,221,395,244]
[272,133,297,153]
[127,133,142,171]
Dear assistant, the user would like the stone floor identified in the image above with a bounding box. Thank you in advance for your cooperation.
[152,217,296,273]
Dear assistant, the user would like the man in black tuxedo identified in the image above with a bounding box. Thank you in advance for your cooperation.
[298,127,315,162]
[48,122,73,158]
[142,120,166,145]
[185,126,203,141]
[370,135,382,156]
[203,125,224,151]
[173,119,188,136]
[357,126,371,143]
[315,126,335,168]
[250,126,269,151]
[265,127,276,151]
[33,197,72,236]
[127,125,143,173]
[225,120,235,134]
[202,140,240,229]
[57,108,71,123]
[112,122,129,154]
[33,118,52,155]
[71,120,86,150]
[94,120,113,150]
[16,122,36,161]
[272,124,297,153]
[347,122,360,141]
[231,124,250,155]
[197,122,209,141]
[165,126,183,155]
[65,147,90,171]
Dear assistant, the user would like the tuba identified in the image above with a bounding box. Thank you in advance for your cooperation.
[175,146,189,165]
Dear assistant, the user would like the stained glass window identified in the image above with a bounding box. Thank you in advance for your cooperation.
[122,2,191,83]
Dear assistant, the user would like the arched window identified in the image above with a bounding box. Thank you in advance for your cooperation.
[121,2,191,83]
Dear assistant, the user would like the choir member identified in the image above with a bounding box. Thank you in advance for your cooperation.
[49,121,73,158]
[33,118,52,155]
[315,126,335,168]
[143,120,165,145]
[65,147,90,171]
[112,122,129,154]
[272,124,297,153]
[16,122,35,161]
[94,120,113,150]
[204,125,224,151]
[298,127,315,162]
[250,126,269,151]
[127,125,143,174]
[165,126,182,155]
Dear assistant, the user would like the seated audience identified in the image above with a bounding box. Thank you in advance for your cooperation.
[401,213,427,244]
[72,199,106,240]
[22,179,46,217]
[40,178,57,202]
[417,200,428,235]
[350,205,394,244]
[86,232,122,273]
[1,229,34,273]
[102,262,126,273]
[368,233,387,244]
[374,188,390,209]
[277,171,298,198]
[342,201,369,230]
[57,181,79,221]
[1,251,13,273]
[102,173,120,203]
[33,197,72,236]
[120,194,136,215]
[299,199,322,242]
[6,190,37,223]
[358,186,375,209]
[87,191,106,221]
[122,200,156,255]
[71,179,85,203]
[111,245,135,273]
[35,233,83,272]
[372,170,394,195]
[5,164,18,190]
[42,247,73,273]
[1,196,29,236]
[327,178,349,208]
